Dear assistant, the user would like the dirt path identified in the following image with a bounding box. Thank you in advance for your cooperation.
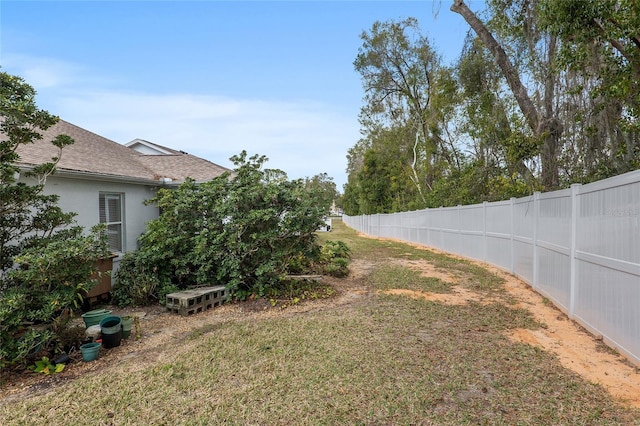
[499,270,640,409]
[376,243,640,409]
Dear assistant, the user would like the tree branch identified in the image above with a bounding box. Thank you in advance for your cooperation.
[450,0,540,133]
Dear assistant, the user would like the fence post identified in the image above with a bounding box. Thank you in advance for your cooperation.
[533,192,540,289]
[510,198,515,274]
[569,184,581,319]
[457,205,462,253]
[482,201,488,262]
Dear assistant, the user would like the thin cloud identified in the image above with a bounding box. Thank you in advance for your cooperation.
[3,53,121,89]
[3,55,357,187]
[55,91,356,187]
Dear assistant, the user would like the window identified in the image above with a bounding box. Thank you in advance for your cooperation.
[99,193,123,252]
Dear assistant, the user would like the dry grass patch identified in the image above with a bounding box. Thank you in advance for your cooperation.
[1,219,639,424]
[4,297,637,425]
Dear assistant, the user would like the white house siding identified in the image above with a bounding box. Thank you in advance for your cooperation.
[19,174,160,282]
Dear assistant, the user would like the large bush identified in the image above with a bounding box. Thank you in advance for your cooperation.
[1,226,109,365]
[115,152,329,302]
[111,250,177,307]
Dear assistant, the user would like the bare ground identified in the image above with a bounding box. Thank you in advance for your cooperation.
[2,242,639,410]
[383,243,640,409]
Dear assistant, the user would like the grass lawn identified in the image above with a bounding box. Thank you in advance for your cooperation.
[1,219,638,425]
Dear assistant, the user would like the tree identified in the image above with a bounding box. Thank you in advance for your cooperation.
[451,0,562,189]
[303,173,338,213]
[451,0,640,188]
[540,0,639,82]
[540,0,640,180]
[455,34,541,190]
[343,123,431,214]
[0,73,77,270]
[0,71,108,367]
[354,18,458,197]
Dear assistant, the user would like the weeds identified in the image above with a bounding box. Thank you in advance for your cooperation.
[266,278,336,308]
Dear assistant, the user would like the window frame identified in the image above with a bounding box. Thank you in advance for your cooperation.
[99,192,125,253]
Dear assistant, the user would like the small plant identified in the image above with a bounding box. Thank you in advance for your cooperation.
[54,323,86,354]
[28,356,65,375]
[133,316,142,340]
[112,251,163,307]
[319,240,351,277]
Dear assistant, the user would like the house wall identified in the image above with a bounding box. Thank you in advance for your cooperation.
[18,174,160,282]
[42,175,159,250]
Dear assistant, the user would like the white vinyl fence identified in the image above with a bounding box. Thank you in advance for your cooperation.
[344,169,640,365]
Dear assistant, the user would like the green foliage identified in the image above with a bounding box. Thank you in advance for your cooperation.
[426,160,533,208]
[343,125,434,215]
[0,71,108,368]
[0,72,77,271]
[112,250,167,307]
[539,0,640,180]
[115,151,328,302]
[1,226,109,366]
[318,240,351,277]
[286,239,352,278]
[9,226,109,319]
[28,356,65,375]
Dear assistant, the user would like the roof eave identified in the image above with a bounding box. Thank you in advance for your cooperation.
[17,164,169,186]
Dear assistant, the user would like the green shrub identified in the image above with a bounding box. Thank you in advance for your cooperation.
[112,251,168,307]
[1,226,108,366]
[123,151,328,302]
[318,240,351,277]
[157,282,180,305]
[113,153,345,307]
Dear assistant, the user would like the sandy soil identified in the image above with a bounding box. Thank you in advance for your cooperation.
[379,243,640,409]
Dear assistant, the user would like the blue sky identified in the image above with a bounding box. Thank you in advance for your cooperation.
[1,0,484,189]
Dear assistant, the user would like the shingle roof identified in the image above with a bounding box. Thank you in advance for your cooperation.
[137,153,230,182]
[12,119,230,183]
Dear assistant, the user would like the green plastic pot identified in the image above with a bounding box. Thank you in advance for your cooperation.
[80,342,101,362]
[81,309,112,328]
[122,316,134,339]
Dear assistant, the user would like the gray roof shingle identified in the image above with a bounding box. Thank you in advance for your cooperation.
[12,119,230,183]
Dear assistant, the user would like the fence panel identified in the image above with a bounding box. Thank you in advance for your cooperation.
[485,200,512,271]
[440,206,460,254]
[536,189,573,312]
[513,196,535,284]
[458,204,484,260]
[343,169,640,365]
[574,174,640,362]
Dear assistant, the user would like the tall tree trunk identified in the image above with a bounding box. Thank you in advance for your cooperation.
[538,34,561,189]
[451,0,561,189]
